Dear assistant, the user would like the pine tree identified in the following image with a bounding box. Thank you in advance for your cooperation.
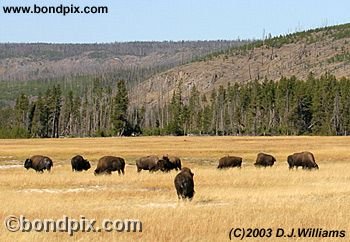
[52,85,62,138]
[14,93,29,130]
[167,82,184,135]
[188,85,201,133]
[63,90,74,136]
[112,80,129,136]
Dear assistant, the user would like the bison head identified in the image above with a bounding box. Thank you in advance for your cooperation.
[94,168,101,175]
[24,159,32,169]
[157,159,168,172]
[83,160,91,170]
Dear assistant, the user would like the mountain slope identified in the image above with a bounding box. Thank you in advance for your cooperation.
[0,41,245,106]
[0,41,242,82]
[131,24,350,107]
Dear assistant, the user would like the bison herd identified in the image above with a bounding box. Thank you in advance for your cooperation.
[23,151,319,201]
[136,155,181,173]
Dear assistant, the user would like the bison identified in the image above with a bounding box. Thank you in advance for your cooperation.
[217,156,242,169]
[94,156,125,175]
[24,155,53,173]
[157,157,174,172]
[254,153,276,167]
[174,167,195,200]
[162,155,182,170]
[287,151,319,170]
[71,155,91,172]
[136,155,159,172]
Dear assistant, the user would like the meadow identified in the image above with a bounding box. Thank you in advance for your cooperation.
[0,136,349,241]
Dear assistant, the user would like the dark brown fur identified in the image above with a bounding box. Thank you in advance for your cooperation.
[254,153,276,167]
[71,155,91,172]
[136,155,159,172]
[287,151,319,170]
[217,156,242,169]
[157,158,173,172]
[24,155,53,173]
[174,167,195,200]
[162,155,182,170]
[94,156,125,175]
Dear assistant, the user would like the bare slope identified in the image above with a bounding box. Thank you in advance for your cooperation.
[132,24,350,107]
[0,41,241,82]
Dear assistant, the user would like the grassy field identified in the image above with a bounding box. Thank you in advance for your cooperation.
[0,136,349,241]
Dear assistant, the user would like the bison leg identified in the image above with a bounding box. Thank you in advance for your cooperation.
[177,191,181,200]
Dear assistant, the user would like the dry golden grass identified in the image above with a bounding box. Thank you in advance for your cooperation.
[0,136,349,242]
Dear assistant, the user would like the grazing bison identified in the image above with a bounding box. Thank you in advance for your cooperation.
[71,155,91,172]
[254,153,276,167]
[157,157,174,172]
[24,155,53,173]
[174,167,195,200]
[217,156,242,169]
[136,155,159,172]
[287,151,319,170]
[94,156,125,175]
[162,155,182,170]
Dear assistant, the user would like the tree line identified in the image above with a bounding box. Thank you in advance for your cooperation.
[137,73,350,136]
[0,79,130,138]
[1,73,350,138]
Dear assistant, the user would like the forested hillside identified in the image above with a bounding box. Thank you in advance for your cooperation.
[128,24,350,135]
[0,40,242,106]
[0,41,240,81]
[2,24,350,138]
[4,73,350,138]
[133,24,350,107]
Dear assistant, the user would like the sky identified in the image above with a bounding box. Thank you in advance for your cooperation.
[0,0,350,43]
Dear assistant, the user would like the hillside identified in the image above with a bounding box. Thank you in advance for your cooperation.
[0,41,244,106]
[3,24,350,138]
[132,24,350,107]
[0,41,241,82]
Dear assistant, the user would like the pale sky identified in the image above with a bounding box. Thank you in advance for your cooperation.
[0,0,349,43]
